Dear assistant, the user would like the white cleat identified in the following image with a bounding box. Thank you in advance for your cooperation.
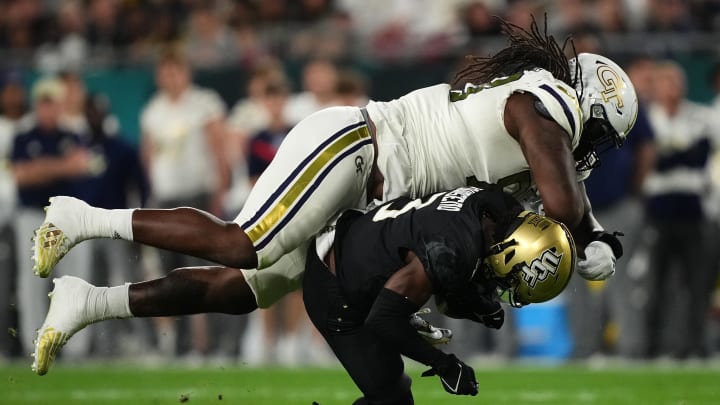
[32,276,94,376]
[32,196,89,278]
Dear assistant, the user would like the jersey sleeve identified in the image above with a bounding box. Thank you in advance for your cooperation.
[416,232,479,297]
[513,70,583,151]
[412,189,486,296]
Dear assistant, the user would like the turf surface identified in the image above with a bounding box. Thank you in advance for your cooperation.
[2,363,719,404]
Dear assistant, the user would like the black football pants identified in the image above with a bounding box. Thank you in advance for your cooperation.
[303,246,414,405]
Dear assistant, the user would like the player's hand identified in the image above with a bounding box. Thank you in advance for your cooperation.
[421,353,478,396]
[577,240,615,281]
[437,293,505,329]
[473,306,504,329]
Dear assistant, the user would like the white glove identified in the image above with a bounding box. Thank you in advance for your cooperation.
[576,240,616,281]
[410,308,453,345]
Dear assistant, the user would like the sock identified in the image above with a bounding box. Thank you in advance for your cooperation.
[85,207,135,241]
[86,283,133,323]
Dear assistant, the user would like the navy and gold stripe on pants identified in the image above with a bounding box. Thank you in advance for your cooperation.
[241,120,372,256]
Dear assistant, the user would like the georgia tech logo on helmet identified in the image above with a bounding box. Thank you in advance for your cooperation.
[597,62,626,108]
[520,248,563,288]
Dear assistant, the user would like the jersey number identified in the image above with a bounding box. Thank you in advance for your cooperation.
[449,72,522,102]
[372,192,444,222]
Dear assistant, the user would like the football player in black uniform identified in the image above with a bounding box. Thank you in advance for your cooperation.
[303,186,576,404]
[30,186,574,391]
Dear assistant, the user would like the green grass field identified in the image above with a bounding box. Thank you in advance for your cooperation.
[2,363,719,404]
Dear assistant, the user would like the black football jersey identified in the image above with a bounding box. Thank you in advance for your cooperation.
[335,186,522,312]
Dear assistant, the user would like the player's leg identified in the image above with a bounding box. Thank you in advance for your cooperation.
[32,266,256,375]
[302,248,413,404]
[33,197,255,277]
[33,106,373,279]
[129,267,257,316]
[232,106,373,269]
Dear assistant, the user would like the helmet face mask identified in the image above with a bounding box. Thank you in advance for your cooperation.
[569,53,638,172]
[494,275,524,308]
[573,103,623,171]
[484,211,576,307]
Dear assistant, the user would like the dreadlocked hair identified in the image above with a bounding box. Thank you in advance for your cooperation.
[452,14,578,90]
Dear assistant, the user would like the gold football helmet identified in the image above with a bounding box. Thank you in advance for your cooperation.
[484,211,576,307]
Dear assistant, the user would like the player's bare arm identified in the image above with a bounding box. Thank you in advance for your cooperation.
[13,148,91,187]
[504,92,583,228]
[573,182,603,250]
[204,117,231,215]
[383,251,433,306]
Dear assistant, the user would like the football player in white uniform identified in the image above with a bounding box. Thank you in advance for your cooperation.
[30,18,637,374]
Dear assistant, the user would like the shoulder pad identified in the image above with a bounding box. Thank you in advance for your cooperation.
[533,98,553,120]
[512,70,583,150]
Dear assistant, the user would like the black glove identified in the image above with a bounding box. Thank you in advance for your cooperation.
[470,306,504,329]
[421,353,478,396]
[592,231,624,259]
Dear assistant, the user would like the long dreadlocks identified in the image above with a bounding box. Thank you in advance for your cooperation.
[452,15,579,91]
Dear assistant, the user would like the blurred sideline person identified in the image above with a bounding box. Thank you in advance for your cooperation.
[335,69,370,107]
[81,93,150,356]
[224,62,288,214]
[0,78,26,360]
[643,61,720,359]
[242,78,311,365]
[58,71,88,136]
[305,187,575,403]
[31,19,637,372]
[566,55,657,359]
[283,58,340,125]
[11,78,94,359]
[138,49,230,358]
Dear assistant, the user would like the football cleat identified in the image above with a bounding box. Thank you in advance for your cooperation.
[32,196,89,277]
[32,276,93,375]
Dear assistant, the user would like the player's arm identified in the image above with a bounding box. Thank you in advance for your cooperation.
[504,93,584,229]
[204,118,231,215]
[12,148,90,187]
[573,183,602,249]
[365,252,436,364]
[365,252,478,396]
[573,181,625,280]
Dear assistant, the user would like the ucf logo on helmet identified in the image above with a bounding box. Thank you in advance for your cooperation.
[597,63,626,108]
[520,248,563,288]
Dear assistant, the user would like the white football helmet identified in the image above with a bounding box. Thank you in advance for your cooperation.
[569,53,639,171]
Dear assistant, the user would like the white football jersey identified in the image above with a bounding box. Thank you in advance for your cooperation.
[141,86,225,201]
[366,68,583,208]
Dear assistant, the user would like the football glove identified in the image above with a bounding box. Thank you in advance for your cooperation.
[422,353,478,396]
[436,294,505,329]
[410,308,452,345]
[470,306,504,329]
[577,240,616,281]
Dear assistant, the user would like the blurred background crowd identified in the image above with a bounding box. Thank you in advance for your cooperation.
[2,0,720,367]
